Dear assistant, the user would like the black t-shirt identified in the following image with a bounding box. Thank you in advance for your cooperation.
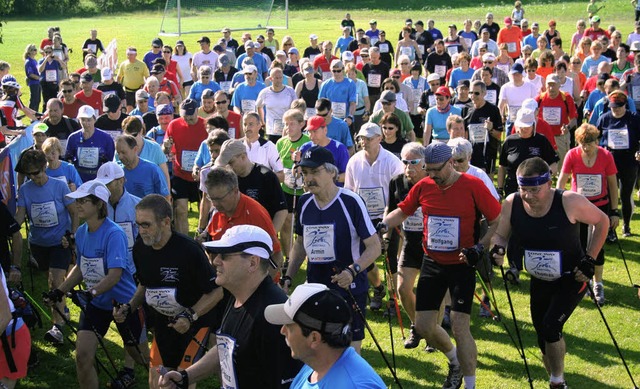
[0,202,20,272]
[217,276,303,389]
[97,82,127,101]
[215,67,239,84]
[95,113,128,135]
[381,138,407,159]
[82,38,105,59]
[484,83,501,106]
[415,31,434,62]
[292,72,322,89]
[303,46,322,60]
[44,116,81,141]
[463,102,503,165]
[362,61,391,101]
[133,232,219,325]
[480,23,501,41]
[347,39,361,53]
[341,19,356,37]
[239,164,287,219]
[499,133,558,194]
[374,40,395,66]
[425,52,452,84]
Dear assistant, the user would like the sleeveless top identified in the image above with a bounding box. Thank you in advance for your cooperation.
[510,190,583,281]
[299,79,319,110]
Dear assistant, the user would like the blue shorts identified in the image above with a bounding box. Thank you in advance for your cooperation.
[79,303,146,345]
[30,243,72,271]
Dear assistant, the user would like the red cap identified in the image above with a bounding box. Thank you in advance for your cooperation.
[435,86,451,98]
[306,116,326,131]
[504,17,513,25]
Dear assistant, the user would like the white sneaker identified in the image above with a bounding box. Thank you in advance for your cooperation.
[44,325,63,345]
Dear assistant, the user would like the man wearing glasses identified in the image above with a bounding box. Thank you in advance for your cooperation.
[43,97,80,150]
[379,142,501,389]
[318,60,357,126]
[471,53,509,87]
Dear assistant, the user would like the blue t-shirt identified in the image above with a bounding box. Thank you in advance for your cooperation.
[295,188,376,296]
[130,107,155,117]
[115,138,167,167]
[230,72,265,89]
[46,161,83,189]
[449,67,475,89]
[318,78,357,117]
[426,105,462,140]
[459,31,478,47]
[584,89,606,116]
[107,191,141,275]
[523,34,539,49]
[429,28,444,41]
[589,95,637,125]
[581,56,611,78]
[300,139,350,175]
[75,218,136,310]
[146,126,165,145]
[121,158,169,198]
[335,36,354,54]
[18,177,73,247]
[38,59,62,83]
[143,51,162,70]
[235,53,269,75]
[24,57,40,87]
[64,129,116,182]
[195,140,211,168]
[231,82,267,112]
[290,347,386,389]
[188,80,222,106]
[326,117,354,147]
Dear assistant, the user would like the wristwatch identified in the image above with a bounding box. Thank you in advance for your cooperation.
[187,307,199,322]
[352,263,362,274]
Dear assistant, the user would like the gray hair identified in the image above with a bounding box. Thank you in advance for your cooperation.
[205,167,239,191]
[322,162,340,182]
[401,142,425,159]
[470,80,486,93]
[369,47,380,54]
[447,138,473,159]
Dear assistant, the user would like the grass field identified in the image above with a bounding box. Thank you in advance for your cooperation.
[3,2,640,388]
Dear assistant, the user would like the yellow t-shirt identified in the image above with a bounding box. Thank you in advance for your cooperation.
[117,59,150,90]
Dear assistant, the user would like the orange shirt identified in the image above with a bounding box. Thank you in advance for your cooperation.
[497,26,523,59]
[206,194,282,253]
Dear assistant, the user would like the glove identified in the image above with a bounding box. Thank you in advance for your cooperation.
[577,254,596,279]
[43,289,65,305]
[461,244,484,267]
[489,245,506,266]
[70,290,93,309]
[375,221,388,234]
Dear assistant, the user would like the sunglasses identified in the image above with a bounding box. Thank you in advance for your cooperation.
[332,69,343,73]
[471,91,481,95]
[163,50,172,53]
[62,89,73,93]
[401,159,422,165]
[25,170,41,177]
[215,100,228,105]
[316,111,329,117]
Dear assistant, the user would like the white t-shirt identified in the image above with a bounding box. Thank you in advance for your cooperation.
[173,53,194,82]
[192,51,219,72]
[498,81,539,122]
[256,86,297,136]
[243,138,284,173]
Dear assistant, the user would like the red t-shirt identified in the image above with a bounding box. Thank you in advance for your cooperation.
[535,118,557,149]
[497,26,523,59]
[215,110,243,139]
[40,38,53,50]
[562,146,617,206]
[535,92,578,136]
[313,55,338,73]
[75,89,104,115]
[206,193,282,253]
[62,98,84,120]
[584,28,610,42]
[398,174,501,265]
[165,116,208,181]
[159,78,180,101]
[0,95,26,143]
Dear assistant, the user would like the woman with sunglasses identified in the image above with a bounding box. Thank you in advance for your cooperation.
[161,45,184,95]
[380,112,407,158]
[15,149,78,345]
[557,123,618,306]
[173,40,193,97]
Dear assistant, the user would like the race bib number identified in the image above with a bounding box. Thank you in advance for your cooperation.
[402,207,423,232]
[322,71,332,81]
[542,106,561,125]
[468,123,487,144]
[117,222,135,250]
[464,38,472,49]
[45,70,57,82]
[30,201,59,228]
[240,99,256,113]
[266,46,276,55]
[426,215,460,251]
[303,224,336,263]
[271,118,284,136]
[87,44,97,53]
[228,127,236,138]
[607,128,629,150]
[145,287,183,317]
[331,102,347,118]
[284,167,303,189]
[496,63,510,75]
[216,333,239,389]
[400,46,413,57]
[524,250,562,281]
[181,150,197,171]
[78,147,100,169]
[428,94,436,107]
[368,73,382,88]
[80,256,105,289]
[104,130,122,142]
[60,139,68,152]
[379,43,389,54]
[508,105,521,122]
[589,65,597,77]
[632,85,640,102]
[220,81,232,93]
[370,37,379,46]
[434,65,446,77]
[576,174,602,197]
[418,45,425,55]
[446,45,458,56]
[507,42,517,53]
[358,187,385,217]
[485,90,497,105]
[309,54,318,62]
[305,107,316,119]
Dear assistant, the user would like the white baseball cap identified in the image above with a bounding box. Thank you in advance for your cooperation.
[203,225,276,268]
[96,162,125,185]
[77,105,96,119]
[66,180,111,204]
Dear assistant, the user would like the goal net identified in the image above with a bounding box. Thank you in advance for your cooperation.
[159,0,288,36]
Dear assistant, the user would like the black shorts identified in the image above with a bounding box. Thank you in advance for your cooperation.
[30,244,72,271]
[171,176,201,202]
[530,275,587,353]
[415,256,476,314]
[79,303,145,346]
[284,192,301,214]
[398,233,424,270]
[125,90,138,107]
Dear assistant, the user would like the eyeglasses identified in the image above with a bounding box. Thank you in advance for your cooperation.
[332,69,343,73]
[382,126,397,130]
[316,111,329,117]
[572,61,581,65]
[24,170,41,177]
[207,188,234,203]
[62,89,73,93]
[381,101,393,105]
[471,91,481,96]
[215,100,228,105]
[453,158,466,163]
[45,51,52,54]
[360,55,369,58]
[163,50,172,53]
[527,69,536,72]
[392,76,401,79]
[401,158,421,165]
[483,61,494,64]
[425,161,448,172]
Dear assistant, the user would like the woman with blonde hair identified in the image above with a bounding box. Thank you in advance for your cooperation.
[24,44,41,111]
[42,137,83,192]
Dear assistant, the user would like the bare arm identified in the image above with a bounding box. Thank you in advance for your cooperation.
[556,172,571,189]
[606,174,619,229]
[272,209,287,233]
[67,203,79,233]
[489,194,514,266]
[381,208,410,231]
[330,233,381,289]
[564,191,609,258]
[0,282,11,332]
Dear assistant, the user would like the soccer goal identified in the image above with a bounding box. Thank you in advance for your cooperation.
[159,0,288,36]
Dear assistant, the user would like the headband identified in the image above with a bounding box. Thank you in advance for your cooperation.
[126,49,137,55]
[517,172,551,187]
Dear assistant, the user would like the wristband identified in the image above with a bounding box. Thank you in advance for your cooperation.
[608,209,620,217]
[345,267,357,279]
[279,275,292,287]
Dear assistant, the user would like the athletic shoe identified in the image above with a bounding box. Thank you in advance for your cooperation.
[111,369,136,389]
[594,283,605,306]
[505,267,520,285]
[383,299,397,318]
[623,226,632,237]
[549,381,568,388]
[606,228,617,243]
[442,363,463,389]
[441,306,451,330]
[479,296,492,318]
[44,325,64,345]
[404,325,422,349]
[424,343,436,352]
[370,285,385,311]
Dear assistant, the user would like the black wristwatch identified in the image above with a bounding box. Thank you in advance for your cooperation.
[352,263,362,274]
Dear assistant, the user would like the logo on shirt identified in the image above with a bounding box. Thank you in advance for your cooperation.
[528,147,541,156]
[160,267,179,282]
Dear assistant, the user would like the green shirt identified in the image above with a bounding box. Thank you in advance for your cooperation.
[276,133,311,195]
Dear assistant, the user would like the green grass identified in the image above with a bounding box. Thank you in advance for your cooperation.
[4,2,640,388]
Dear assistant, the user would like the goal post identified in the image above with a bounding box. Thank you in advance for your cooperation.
[159,0,288,37]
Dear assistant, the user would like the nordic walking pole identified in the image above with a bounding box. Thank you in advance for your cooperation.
[613,230,640,288]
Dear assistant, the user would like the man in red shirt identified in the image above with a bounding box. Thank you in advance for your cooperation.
[199,166,284,274]
[583,15,611,42]
[497,17,522,59]
[312,41,338,81]
[379,142,501,389]
[163,98,208,234]
[151,63,182,109]
[75,72,103,115]
[59,79,84,119]
[536,74,578,167]
[212,90,242,139]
